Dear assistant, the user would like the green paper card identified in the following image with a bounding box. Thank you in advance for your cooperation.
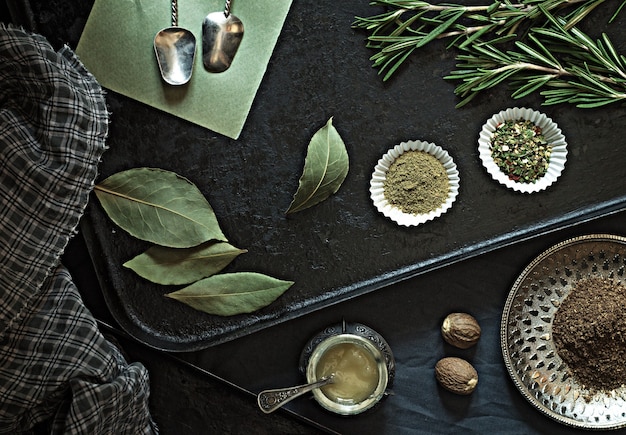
[76,0,292,139]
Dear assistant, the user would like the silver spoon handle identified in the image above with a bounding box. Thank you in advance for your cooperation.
[257,376,333,414]
[224,0,231,17]
[171,0,178,26]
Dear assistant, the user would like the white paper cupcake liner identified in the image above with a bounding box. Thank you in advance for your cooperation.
[478,107,567,193]
[370,140,460,227]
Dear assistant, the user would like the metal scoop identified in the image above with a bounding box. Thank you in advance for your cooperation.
[202,0,244,73]
[154,0,196,85]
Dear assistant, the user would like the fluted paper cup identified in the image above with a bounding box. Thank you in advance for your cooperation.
[478,107,567,193]
[370,140,459,227]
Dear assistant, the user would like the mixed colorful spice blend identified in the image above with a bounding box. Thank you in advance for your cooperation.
[552,276,626,392]
[383,150,448,215]
[490,119,552,183]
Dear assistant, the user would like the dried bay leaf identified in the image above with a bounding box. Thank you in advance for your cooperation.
[286,117,349,214]
[165,272,294,316]
[94,168,226,248]
[123,241,247,285]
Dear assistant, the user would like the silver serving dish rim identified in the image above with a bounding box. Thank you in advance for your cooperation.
[501,234,626,430]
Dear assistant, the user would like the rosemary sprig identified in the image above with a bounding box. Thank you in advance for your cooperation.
[447,11,626,107]
[353,0,626,107]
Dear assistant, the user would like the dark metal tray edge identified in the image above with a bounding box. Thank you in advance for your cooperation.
[81,195,626,352]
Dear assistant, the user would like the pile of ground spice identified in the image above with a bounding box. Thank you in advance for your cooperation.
[383,150,448,215]
[552,276,626,392]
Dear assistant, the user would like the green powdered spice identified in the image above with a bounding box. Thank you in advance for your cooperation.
[383,150,449,215]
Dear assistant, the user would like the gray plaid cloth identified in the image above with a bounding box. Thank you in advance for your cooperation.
[0,24,157,434]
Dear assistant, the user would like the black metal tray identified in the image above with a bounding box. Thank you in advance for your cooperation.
[78,0,626,351]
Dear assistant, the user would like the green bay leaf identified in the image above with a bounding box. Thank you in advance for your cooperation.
[286,117,349,214]
[123,241,247,285]
[94,168,226,248]
[165,272,294,316]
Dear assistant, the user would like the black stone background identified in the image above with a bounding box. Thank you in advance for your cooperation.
[5,1,626,434]
[37,0,626,353]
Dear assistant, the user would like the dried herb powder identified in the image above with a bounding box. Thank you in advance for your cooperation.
[552,276,626,392]
[490,119,552,183]
[383,150,448,215]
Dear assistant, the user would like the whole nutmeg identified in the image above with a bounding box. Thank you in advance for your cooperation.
[435,357,478,395]
[441,312,481,349]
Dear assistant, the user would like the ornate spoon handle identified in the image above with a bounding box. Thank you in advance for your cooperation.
[171,0,178,26]
[257,376,334,414]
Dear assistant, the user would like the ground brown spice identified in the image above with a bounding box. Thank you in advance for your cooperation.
[552,276,626,392]
[383,150,448,215]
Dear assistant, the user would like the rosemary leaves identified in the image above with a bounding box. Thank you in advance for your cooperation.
[490,119,552,183]
[353,0,626,108]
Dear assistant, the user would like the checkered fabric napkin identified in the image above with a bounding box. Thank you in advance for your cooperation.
[0,24,157,434]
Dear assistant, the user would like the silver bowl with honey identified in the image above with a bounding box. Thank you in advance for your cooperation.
[299,321,395,415]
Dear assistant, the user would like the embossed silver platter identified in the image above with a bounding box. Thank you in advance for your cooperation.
[501,234,626,430]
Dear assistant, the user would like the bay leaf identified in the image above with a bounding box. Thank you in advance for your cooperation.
[165,272,294,316]
[286,117,349,214]
[123,241,247,285]
[94,168,226,248]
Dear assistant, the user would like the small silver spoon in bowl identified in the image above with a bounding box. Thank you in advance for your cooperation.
[257,375,335,414]
[154,0,196,85]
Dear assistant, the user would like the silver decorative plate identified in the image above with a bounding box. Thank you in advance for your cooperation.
[501,234,626,430]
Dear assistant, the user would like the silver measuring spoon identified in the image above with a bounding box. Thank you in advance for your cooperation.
[154,0,196,85]
[202,0,244,73]
[257,375,334,414]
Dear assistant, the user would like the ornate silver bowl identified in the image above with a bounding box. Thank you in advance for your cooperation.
[299,321,395,415]
[501,234,626,430]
